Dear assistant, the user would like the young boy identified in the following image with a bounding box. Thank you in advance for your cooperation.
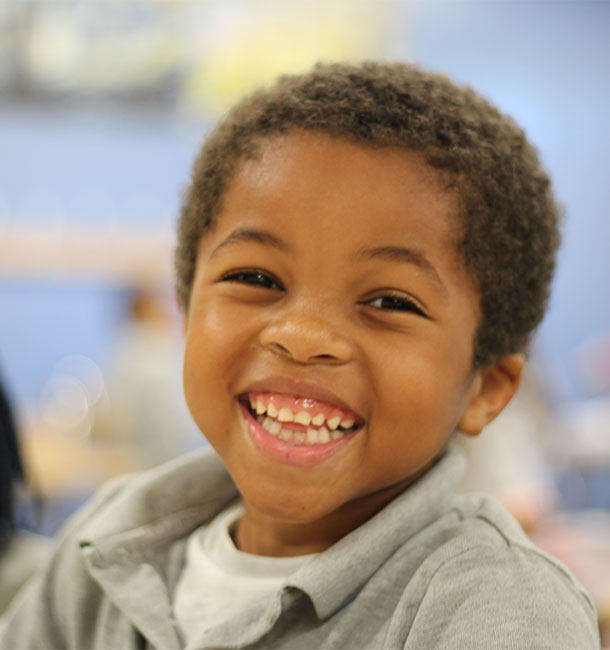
[0,62,600,649]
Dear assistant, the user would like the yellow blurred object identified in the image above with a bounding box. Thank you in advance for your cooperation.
[21,427,144,499]
[182,1,386,116]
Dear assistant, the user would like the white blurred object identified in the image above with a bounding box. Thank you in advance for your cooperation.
[456,370,558,530]
[39,354,106,439]
[564,396,610,465]
[573,334,610,396]
[22,2,181,95]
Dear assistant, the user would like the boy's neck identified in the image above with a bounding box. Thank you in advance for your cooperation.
[233,471,426,557]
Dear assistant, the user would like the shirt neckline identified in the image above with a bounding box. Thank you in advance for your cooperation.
[199,501,318,579]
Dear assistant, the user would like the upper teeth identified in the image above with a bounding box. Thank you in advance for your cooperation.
[250,397,356,430]
[294,411,311,425]
[278,408,294,422]
[311,413,325,426]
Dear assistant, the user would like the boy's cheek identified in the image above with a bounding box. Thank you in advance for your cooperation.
[183,311,253,396]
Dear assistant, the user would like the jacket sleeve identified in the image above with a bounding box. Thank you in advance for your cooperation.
[0,475,131,650]
[404,542,601,650]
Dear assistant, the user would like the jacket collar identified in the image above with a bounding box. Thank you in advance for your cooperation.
[79,448,239,649]
[288,447,465,619]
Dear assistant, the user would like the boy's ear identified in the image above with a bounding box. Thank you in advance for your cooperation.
[458,354,525,437]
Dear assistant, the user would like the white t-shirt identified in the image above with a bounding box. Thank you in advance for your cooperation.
[173,502,316,644]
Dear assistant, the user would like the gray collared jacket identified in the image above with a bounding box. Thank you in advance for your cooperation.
[0,446,600,649]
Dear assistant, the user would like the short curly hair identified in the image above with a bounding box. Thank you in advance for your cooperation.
[176,61,560,367]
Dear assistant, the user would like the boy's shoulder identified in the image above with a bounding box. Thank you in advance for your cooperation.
[390,490,599,649]
[74,444,236,541]
[29,445,229,554]
[31,444,236,609]
[426,490,588,594]
[0,446,236,650]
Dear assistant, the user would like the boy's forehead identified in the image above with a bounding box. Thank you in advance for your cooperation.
[232,132,459,218]
[238,132,436,178]
[219,132,464,253]
[203,132,470,282]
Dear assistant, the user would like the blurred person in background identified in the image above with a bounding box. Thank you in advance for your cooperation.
[0,373,52,615]
[94,284,202,469]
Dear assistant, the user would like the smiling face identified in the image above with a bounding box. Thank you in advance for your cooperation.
[182,132,520,555]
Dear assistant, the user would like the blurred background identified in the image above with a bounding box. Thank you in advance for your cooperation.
[0,0,609,638]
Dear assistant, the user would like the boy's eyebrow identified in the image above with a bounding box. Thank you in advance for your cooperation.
[357,245,447,293]
[209,231,446,291]
[209,228,292,259]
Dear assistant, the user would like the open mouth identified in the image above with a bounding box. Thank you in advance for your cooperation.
[239,391,363,447]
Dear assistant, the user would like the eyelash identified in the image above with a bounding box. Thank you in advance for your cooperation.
[220,269,284,291]
[364,293,427,317]
[220,269,427,317]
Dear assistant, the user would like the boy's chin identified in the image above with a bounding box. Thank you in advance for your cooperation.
[234,471,417,550]
[240,484,348,525]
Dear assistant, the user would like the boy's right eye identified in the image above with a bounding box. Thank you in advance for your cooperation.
[219,269,284,291]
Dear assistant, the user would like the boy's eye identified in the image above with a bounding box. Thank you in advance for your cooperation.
[366,294,427,317]
[220,269,283,291]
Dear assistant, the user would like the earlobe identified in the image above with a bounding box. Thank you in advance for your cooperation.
[458,354,525,436]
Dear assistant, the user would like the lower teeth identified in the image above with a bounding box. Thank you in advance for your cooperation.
[256,414,346,445]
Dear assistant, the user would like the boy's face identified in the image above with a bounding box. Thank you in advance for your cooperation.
[183,132,514,552]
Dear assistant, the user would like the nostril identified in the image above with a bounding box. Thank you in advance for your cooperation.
[260,321,353,364]
[267,342,292,357]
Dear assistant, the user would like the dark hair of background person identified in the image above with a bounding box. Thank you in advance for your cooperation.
[175,61,560,368]
[0,377,25,556]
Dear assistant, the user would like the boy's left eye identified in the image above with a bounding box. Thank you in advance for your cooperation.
[366,294,427,317]
[219,269,284,291]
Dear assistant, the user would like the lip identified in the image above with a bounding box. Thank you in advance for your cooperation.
[240,376,363,419]
[239,400,360,468]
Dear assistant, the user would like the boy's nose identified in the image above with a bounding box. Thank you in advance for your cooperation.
[259,308,353,365]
